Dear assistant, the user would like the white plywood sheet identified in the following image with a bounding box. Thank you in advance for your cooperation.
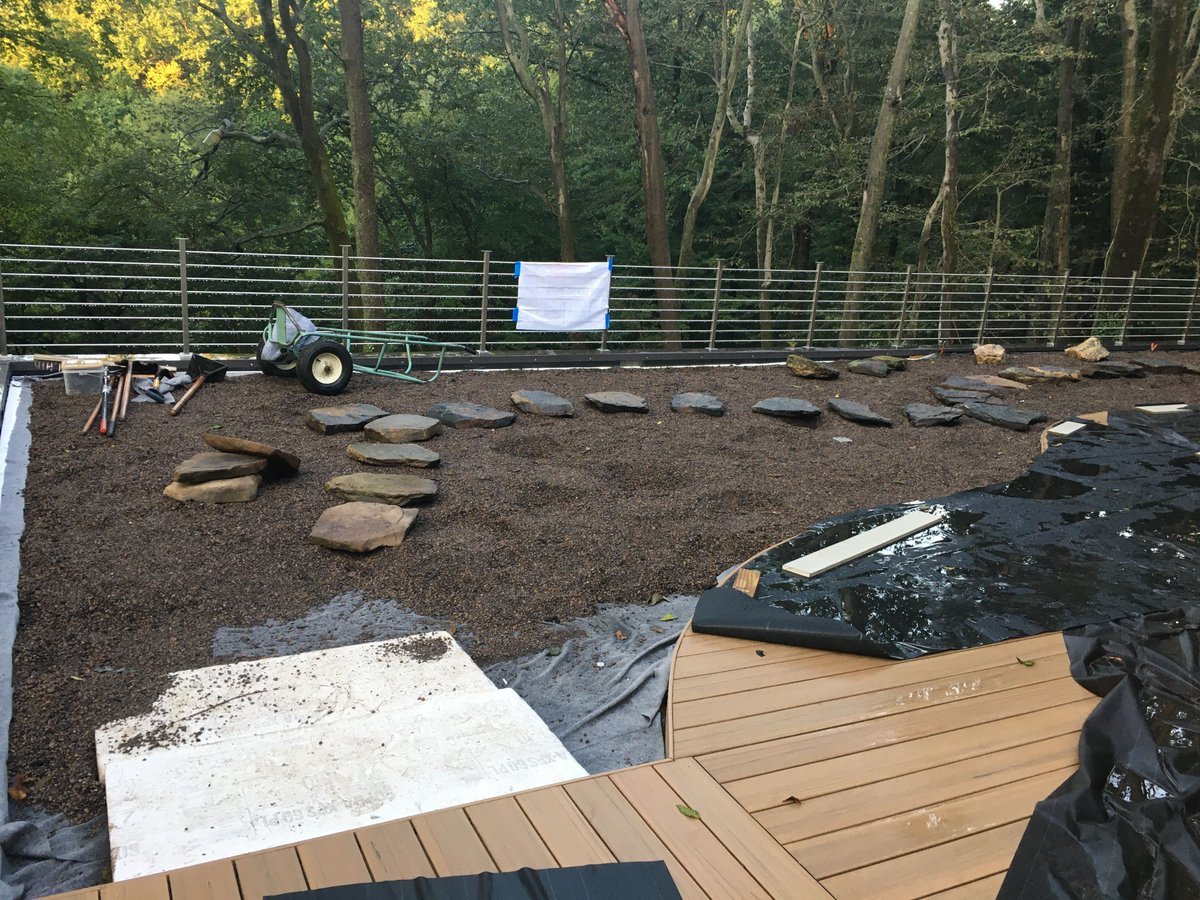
[1136,403,1190,413]
[782,509,945,578]
[1047,420,1087,437]
[96,634,494,782]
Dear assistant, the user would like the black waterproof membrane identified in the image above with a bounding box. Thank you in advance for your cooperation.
[999,606,1200,899]
[266,862,682,900]
[693,408,1200,659]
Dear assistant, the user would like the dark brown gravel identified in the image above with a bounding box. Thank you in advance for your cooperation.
[11,350,1200,823]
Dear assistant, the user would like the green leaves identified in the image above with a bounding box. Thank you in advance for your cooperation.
[676,804,701,819]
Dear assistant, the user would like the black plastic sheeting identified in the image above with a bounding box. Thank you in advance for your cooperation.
[266,861,682,900]
[1000,606,1200,899]
[694,408,1200,659]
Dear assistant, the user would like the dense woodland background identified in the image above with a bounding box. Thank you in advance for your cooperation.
[2,0,1199,287]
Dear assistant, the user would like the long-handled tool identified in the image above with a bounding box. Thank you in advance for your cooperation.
[98,372,114,435]
[81,393,104,434]
[169,355,228,417]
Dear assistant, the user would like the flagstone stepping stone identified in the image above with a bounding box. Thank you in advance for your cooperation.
[848,359,891,378]
[786,355,838,379]
[347,442,440,468]
[164,474,261,504]
[585,391,648,413]
[1132,357,1198,375]
[671,392,725,416]
[203,434,300,475]
[1065,336,1109,362]
[932,387,994,406]
[871,355,908,371]
[752,397,822,419]
[365,414,444,443]
[1083,361,1146,378]
[511,390,574,417]
[960,401,1048,432]
[427,401,516,429]
[904,403,963,427]
[974,344,1006,364]
[828,398,892,427]
[324,472,438,506]
[966,374,1028,391]
[173,452,266,484]
[942,375,1021,395]
[309,502,418,553]
[998,365,1081,384]
[306,403,390,434]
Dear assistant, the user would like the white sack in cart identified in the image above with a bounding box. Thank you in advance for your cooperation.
[260,306,318,361]
[514,261,611,332]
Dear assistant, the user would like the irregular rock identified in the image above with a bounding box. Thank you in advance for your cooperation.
[871,355,908,371]
[998,365,1081,384]
[752,397,822,419]
[847,359,891,378]
[347,442,440,468]
[670,392,725,416]
[974,344,1006,365]
[1065,336,1109,362]
[306,403,390,434]
[585,391,649,413]
[827,398,892,427]
[942,375,1008,395]
[932,386,993,406]
[173,452,267,485]
[903,403,963,427]
[960,402,1049,432]
[427,401,516,429]
[965,374,1028,391]
[309,502,418,553]
[324,472,438,506]
[203,434,300,476]
[1132,357,1197,375]
[163,474,261,503]
[786,355,838,379]
[364,414,444,443]
[510,390,574,417]
[1083,361,1147,379]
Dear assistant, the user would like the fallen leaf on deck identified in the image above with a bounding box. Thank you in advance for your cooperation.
[676,804,701,819]
[1017,657,1036,667]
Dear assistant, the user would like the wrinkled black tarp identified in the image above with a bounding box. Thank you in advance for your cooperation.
[694,408,1200,658]
[267,861,682,900]
[999,606,1200,899]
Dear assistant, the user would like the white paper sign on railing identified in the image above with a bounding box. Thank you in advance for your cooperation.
[514,260,611,332]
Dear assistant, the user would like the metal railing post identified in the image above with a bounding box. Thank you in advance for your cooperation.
[1117,270,1137,346]
[600,254,614,351]
[478,250,492,354]
[707,259,724,351]
[894,265,913,346]
[1181,273,1200,345]
[805,262,822,348]
[340,245,351,330]
[0,260,7,357]
[178,237,189,353]
[976,267,994,345]
[1048,270,1069,347]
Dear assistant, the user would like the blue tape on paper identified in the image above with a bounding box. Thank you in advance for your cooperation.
[512,308,519,322]
[514,260,521,279]
[605,312,611,328]
[608,257,614,271]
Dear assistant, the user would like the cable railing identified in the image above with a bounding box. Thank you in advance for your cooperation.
[0,242,1197,357]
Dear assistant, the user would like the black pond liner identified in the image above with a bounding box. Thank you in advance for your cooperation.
[265,861,682,900]
[693,407,1200,659]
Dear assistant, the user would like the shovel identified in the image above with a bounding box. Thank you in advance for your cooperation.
[169,355,228,417]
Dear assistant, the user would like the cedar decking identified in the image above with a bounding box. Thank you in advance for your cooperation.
[50,626,1095,900]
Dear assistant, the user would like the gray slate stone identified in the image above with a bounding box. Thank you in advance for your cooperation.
[1083,361,1147,379]
[306,403,390,434]
[671,392,725,416]
[847,359,891,378]
[585,391,649,413]
[999,365,1081,384]
[164,474,261,503]
[960,401,1049,432]
[942,375,1007,395]
[511,390,574,417]
[752,397,822,419]
[1132,357,1198,375]
[827,398,892,427]
[364,414,444,443]
[427,401,516,429]
[904,403,963,427]
[309,502,418,553]
[347,442,440,468]
[932,386,993,406]
[203,433,300,475]
[173,452,267,484]
[786,355,839,379]
[324,472,438,506]
[871,355,908,371]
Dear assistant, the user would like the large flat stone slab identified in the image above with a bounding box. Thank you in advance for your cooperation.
[585,391,648,413]
[932,387,997,406]
[904,403,963,427]
[960,401,1049,431]
[203,434,300,475]
[752,397,822,419]
[1084,361,1147,379]
[309,502,418,552]
[786,355,838,379]
[511,390,574,417]
[306,404,390,434]
[427,401,516,429]
[364,414,444,443]
[999,365,1081,384]
[847,359,890,378]
[671,392,725,416]
[324,472,437,505]
[828,398,892,427]
[942,375,1019,395]
[871,355,908,371]
[172,452,266,485]
[163,474,261,503]
[347,442,439,468]
[1132,357,1199,375]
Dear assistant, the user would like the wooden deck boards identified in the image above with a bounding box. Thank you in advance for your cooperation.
[50,624,1095,900]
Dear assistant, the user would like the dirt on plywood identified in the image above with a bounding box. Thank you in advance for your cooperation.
[10,350,1200,823]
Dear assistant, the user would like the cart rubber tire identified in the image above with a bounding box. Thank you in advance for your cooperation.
[256,341,298,378]
[297,340,353,395]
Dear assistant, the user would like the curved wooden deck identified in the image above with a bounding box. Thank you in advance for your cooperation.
[50,622,1096,900]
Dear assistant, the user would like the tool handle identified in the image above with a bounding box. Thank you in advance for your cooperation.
[82,394,104,434]
[169,374,206,416]
[98,381,111,435]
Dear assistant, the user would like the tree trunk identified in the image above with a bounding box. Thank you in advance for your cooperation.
[602,0,681,348]
[937,0,960,345]
[838,0,923,346]
[1040,13,1082,279]
[1111,0,1138,237]
[1104,0,1190,279]
[338,0,381,324]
